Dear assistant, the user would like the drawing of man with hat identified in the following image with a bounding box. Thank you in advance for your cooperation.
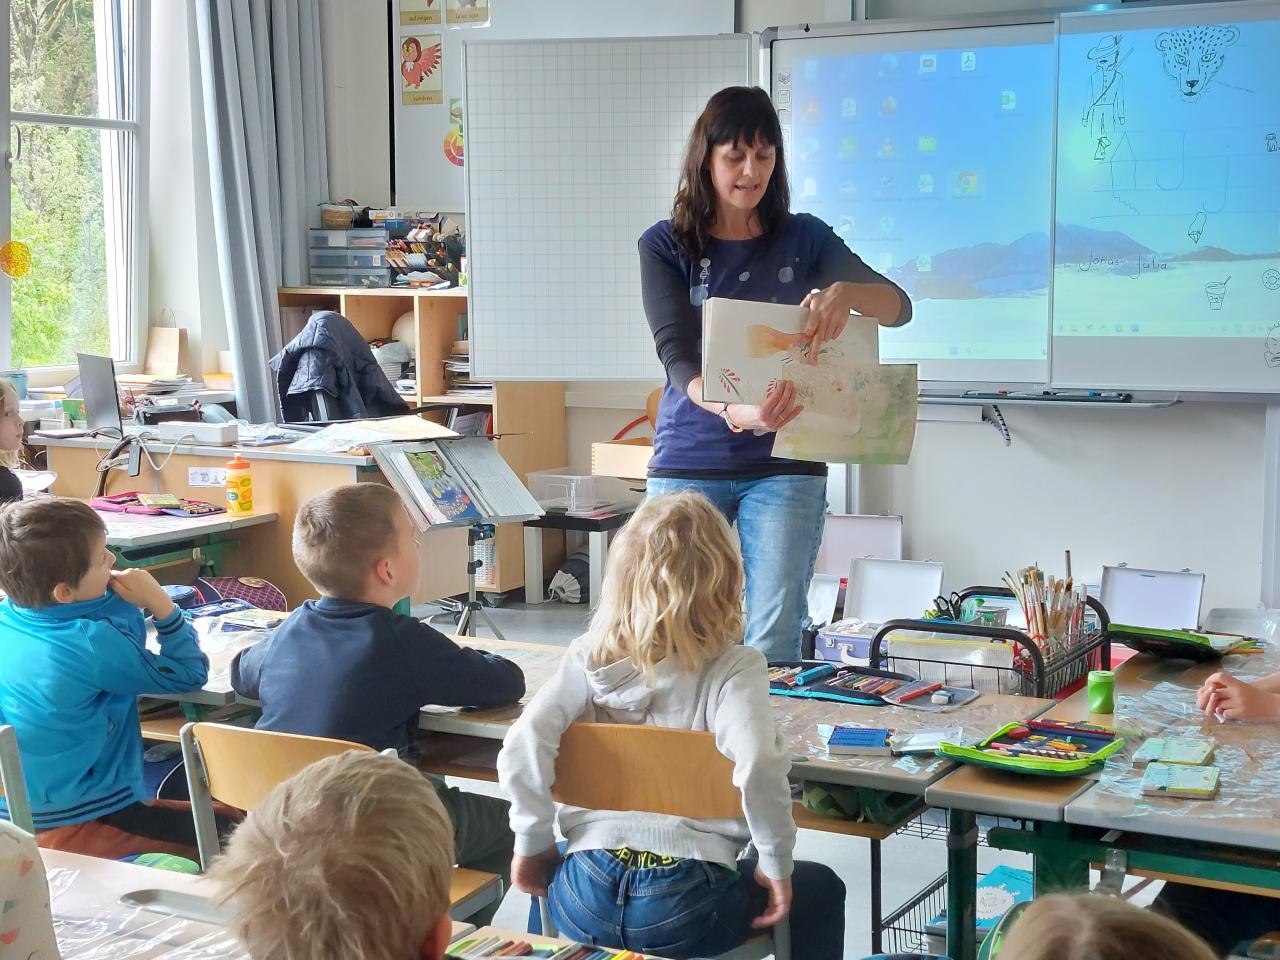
[1082,34,1128,160]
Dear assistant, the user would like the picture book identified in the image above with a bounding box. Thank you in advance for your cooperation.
[1132,737,1216,767]
[1140,762,1220,799]
[700,296,918,465]
[372,438,544,530]
[1109,623,1252,659]
[825,726,894,756]
[926,864,1033,939]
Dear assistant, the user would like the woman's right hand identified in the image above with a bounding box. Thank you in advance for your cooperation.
[727,380,803,433]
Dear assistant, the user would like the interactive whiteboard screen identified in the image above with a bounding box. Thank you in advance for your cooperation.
[771,21,1056,384]
[1051,1,1280,392]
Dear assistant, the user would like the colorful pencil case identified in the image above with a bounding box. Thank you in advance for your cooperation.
[767,660,914,705]
[90,491,226,518]
[937,719,1124,776]
[1108,624,1250,661]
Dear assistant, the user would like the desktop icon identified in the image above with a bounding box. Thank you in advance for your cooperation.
[802,177,818,198]
[917,135,937,152]
[774,87,791,105]
[1001,90,1016,110]
[838,136,859,161]
[879,216,895,233]
[842,97,857,118]
[955,171,980,195]
[878,54,898,76]
[802,100,821,121]
[919,53,937,73]
[798,137,821,161]
[878,253,894,272]
[877,138,896,159]
[837,216,855,237]
[879,96,898,118]
[838,179,858,197]
[917,174,934,194]
[916,255,932,272]
[961,51,977,71]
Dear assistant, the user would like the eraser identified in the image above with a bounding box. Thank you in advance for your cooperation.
[931,691,952,705]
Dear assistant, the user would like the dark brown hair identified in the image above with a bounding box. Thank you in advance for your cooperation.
[293,483,407,600]
[671,86,790,261]
[0,497,106,607]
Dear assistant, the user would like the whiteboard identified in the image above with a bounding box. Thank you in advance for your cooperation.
[1049,0,1280,393]
[391,0,734,213]
[465,34,753,380]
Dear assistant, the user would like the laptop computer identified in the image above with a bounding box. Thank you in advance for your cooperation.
[77,353,123,436]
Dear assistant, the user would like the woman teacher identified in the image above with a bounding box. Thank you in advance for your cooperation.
[640,86,912,662]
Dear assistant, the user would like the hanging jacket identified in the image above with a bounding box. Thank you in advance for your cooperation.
[270,310,408,421]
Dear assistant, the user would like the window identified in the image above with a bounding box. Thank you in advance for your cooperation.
[4,0,147,370]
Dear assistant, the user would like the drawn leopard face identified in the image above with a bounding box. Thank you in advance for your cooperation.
[1156,25,1240,102]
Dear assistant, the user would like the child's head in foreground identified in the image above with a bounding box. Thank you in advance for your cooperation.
[589,490,744,674]
[212,750,456,960]
[998,893,1216,960]
[0,497,112,608]
[292,483,420,606]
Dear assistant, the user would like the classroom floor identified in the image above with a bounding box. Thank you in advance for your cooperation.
[421,598,1045,957]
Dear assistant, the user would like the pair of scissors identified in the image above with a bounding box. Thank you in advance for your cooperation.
[932,592,963,620]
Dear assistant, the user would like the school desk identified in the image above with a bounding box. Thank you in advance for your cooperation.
[32,434,469,605]
[931,648,1280,960]
[42,848,475,958]
[99,507,278,576]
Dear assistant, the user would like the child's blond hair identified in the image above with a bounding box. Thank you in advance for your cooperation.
[999,893,1216,960]
[211,751,455,960]
[587,490,744,675]
[0,379,20,469]
[292,483,407,599]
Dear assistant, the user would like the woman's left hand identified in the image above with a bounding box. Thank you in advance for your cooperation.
[800,282,855,364]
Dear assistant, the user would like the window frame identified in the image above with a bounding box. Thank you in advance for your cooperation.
[1,0,150,382]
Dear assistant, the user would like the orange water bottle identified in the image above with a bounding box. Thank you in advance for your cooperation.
[225,453,254,514]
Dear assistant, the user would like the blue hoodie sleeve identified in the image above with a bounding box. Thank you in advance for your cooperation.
[89,608,209,696]
[229,632,271,701]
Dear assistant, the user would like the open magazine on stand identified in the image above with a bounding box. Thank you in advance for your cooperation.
[371,438,544,529]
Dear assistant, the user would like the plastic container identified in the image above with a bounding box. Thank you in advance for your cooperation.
[349,267,391,288]
[1088,669,1116,714]
[347,249,388,268]
[225,453,254,514]
[527,469,623,515]
[308,248,351,268]
[308,267,350,287]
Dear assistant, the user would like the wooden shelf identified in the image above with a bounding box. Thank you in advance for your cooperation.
[278,285,565,596]
[419,394,495,407]
[279,285,467,299]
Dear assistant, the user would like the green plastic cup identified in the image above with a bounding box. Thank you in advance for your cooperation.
[1088,669,1116,714]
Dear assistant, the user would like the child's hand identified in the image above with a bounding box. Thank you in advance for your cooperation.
[510,850,560,896]
[1199,671,1280,722]
[750,867,793,929]
[110,569,176,619]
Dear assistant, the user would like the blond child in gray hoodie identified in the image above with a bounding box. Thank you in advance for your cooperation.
[498,491,845,960]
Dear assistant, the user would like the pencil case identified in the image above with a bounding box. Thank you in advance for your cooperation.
[90,491,226,518]
[937,719,1124,776]
[767,660,914,706]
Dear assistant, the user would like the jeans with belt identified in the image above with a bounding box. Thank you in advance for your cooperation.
[646,475,827,662]
[546,850,845,960]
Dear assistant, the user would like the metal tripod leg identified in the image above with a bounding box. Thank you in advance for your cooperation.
[457,523,507,641]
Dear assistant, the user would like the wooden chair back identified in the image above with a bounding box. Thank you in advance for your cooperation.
[187,722,375,811]
[0,725,33,832]
[551,723,743,820]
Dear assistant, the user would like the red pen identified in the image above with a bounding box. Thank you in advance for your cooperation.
[898,682,942,703]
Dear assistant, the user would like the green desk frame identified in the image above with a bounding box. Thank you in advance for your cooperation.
[110,532,240,577]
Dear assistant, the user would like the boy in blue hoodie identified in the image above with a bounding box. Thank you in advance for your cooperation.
[0,497,211,859]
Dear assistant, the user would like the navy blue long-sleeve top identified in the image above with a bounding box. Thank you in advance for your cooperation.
[640,212,911,478]
[231,597,526,756]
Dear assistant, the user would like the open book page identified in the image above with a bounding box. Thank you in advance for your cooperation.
[440,438,543,522]
[372,442,484,527]
[701,296,880,404]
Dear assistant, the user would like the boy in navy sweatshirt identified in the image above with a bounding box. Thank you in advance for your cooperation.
[0,498,210,858]
[231,483,525,921]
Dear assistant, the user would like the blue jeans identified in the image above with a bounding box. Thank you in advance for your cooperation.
[647,475,827,662]
[545,851,845,960]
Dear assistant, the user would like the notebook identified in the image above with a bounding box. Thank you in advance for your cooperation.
[1132,737,1216,767]
[1140,762,1220,799]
